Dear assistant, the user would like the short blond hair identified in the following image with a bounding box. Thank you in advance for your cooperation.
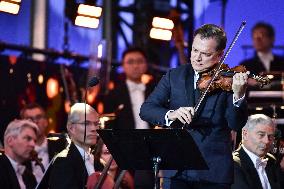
[4,119,39,146]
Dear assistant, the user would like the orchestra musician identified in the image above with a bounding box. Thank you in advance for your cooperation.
[140,24,249,189]
[45,103,102,188]
[0,119,38,189]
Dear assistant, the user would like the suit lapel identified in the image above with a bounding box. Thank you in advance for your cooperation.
[69,143,88,185]
[184,65,195,107]
[3,154,21,189]
[265,155,279,189]
[239,147,263,189]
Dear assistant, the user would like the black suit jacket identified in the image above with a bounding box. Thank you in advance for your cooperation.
[231,146,281,189]
[48,142,89,189]
[0,153,21,189]
[103,80,155,129]
[47,137,67,160]
[240,53,284,73]
[140,64,248,183]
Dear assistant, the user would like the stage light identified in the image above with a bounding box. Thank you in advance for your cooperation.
[150,28,172,41]
[0,0,21,14]
[74,3,102,29]
[75,16,99,28]
[152,17,174,30]
[150,17,173,41]
[77,4,102,17]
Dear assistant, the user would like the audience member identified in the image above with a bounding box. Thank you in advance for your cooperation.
[231,114,281,189]
[0,119,38,189]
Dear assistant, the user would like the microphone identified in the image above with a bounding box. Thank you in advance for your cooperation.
[87,76,100,88]
[84,76,100,143]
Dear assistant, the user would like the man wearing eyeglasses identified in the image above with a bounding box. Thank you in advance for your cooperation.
[20,103,66,183]
[47,103,101,189]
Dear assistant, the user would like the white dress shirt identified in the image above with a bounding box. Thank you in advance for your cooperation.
[257,51,274,72]
[242,145,271,189]
[75,144,95,176]
[6,155,26,189]
[33,138,49,183]
[126,79,149,129]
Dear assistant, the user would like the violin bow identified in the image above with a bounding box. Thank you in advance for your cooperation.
[194,21,246,114]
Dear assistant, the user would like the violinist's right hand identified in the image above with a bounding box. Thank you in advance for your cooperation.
[168,107,195,124]
[86,172,115,189]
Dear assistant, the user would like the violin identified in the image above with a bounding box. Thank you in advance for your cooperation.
[197,64,270,93]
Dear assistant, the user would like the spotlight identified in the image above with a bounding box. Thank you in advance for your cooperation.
[65,1,102,29]
[0,0,21,15]
[74,4,102,29]
[150,17,174,41]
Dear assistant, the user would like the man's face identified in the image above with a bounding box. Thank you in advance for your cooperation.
[122,51,147,83]
[69,111,99,147]
[9,127,37,162]
[190,34,223,73]
[22,108,48,137]
[252,27,274,53]
[243,124,275,157]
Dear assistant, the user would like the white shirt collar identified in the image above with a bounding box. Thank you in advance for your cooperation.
[6,154,19,171]
[257,51,274,71]
[126,79,146,92]
[242,144,263,168]
[74,144,91,158]
[35,138,48,153]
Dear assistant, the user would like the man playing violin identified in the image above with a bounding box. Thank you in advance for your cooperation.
[140,24,249,189]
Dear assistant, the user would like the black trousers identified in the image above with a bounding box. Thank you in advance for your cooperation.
[170,179,231,189]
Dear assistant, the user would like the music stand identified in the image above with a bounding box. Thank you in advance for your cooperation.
[97,128,208,189]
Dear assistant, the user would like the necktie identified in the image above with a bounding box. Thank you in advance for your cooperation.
[16,164,25,175]
[85,153,95,175]
[22,163,37,189]
[256,158,269,189]
[256,158,268,169]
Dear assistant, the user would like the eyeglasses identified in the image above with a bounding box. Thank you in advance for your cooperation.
[25,114,46,121]
[124,58,146,65]
[72,121,101,128]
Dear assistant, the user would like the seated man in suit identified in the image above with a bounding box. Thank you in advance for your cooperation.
[0,119,38,189]
[232,114,281,189]
[48,103,101,188]
[20,103,66,183]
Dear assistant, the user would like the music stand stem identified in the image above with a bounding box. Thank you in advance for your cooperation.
[153,156,161,189]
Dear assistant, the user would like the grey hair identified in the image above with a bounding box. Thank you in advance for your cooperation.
[66,103,97,130]
[242,114,275,132]
[4,119,39,146]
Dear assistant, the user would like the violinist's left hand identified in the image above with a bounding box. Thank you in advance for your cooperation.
[232,72,249,100]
